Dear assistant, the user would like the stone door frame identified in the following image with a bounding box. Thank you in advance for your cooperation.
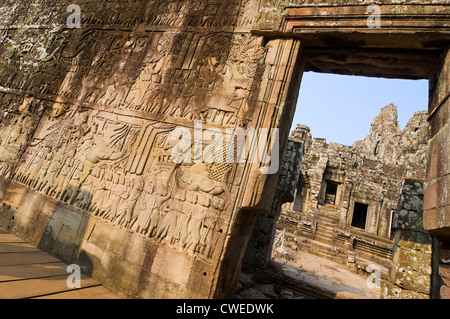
[228,3,449,298]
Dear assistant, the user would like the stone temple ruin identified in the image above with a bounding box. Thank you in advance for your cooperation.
[242,103,435,298]
[0,1,448,299]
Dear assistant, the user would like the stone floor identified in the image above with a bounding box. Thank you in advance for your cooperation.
[0,232,120,299]
[271,252,380,299]
[1,229,378,300]
[236,249,381,299]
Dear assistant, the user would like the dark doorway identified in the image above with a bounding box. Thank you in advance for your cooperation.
[324,181,339,205]
[351,202,368,229]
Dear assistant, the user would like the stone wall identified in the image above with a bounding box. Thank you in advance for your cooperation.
[423,49,450,299]
[278,104,428,271]
[353,104,428,182]
[243,125,310,273]
[0,0,279,299]
[0,0,448,299]
[382,180,433,299]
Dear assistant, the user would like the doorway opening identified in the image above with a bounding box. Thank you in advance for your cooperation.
[323,180,339,205]
[291,72,429,146]
[263,72,429,299]
[351,202,369,230]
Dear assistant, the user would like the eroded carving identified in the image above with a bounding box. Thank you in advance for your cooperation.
[8,100,231,258]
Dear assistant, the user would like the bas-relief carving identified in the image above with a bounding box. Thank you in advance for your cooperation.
[0,0,267,282]
[0,95,43,178]
[1,0,243,29]
[0,10,266,131]
[9,104,230,258]
[54,25,264,127]
[0,26,84,101]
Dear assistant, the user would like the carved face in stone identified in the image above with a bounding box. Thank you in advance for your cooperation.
[144,181,155,193]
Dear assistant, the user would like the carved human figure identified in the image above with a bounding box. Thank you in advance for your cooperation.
[199,214,217,257]
[33,151,53,191]
[77,124,125,187]
[98,29,149,108]
[60,158,82,205]
[96,171,114,218]
[43,154,63,196]
[7,114,35,147]
[91,169,108,216]
[116,177,144,228]
[54,157,71,199]
[0,111,36,177]
[104,175,125,222]
[23,147,46,188]
[153,183,174,238]
[184,212,206,254]
[125,37,167,110]
[75,173,94,211]
[178,191,197,248]
[135,180,158,236]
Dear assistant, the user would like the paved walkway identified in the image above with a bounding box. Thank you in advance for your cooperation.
[0,232,120,299]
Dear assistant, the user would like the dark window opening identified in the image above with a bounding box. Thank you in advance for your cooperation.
[374,141,380,156]
[324,181,338,205]
[389,210,396,240]
[351,202,368,229]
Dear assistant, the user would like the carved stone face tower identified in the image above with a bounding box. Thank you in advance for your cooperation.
[0,1,448,299]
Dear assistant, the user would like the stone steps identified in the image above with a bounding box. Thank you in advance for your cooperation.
[285,226,393,276]
[293,237,348,266]
[280,209,395,273]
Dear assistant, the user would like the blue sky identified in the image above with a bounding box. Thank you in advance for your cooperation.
[292,72,429,146]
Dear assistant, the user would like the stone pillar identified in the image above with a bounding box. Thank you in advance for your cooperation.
[382,180,433,299]
[0,1,308,300]
[243,137,306,273]
[214,37,305,298]
[423,49,450,299]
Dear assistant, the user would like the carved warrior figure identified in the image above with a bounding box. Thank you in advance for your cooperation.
[91,169,109,216]
[115,177,145,228]
[134,180,160,236]
[42,154,62,196]
[125,36,168,110]
[0,97,39,178]
[104,175,126,222]
[76,123,125,187]
[6,102,229,258]
[33,151,53,191]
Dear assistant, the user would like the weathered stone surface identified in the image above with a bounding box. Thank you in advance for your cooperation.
[353,106,428,182]
[382,180,433,298]
[276,105,427,272]
[244,127,309,271]
[391,242,432,294]
[269,108,436,299]
[382,280,429,300]
[0,0,448,299]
